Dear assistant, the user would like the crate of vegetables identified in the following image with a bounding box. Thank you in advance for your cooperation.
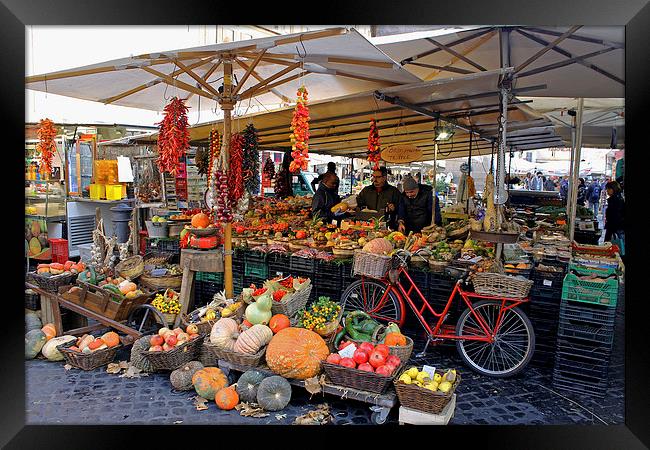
[57,331,122,371]
[141,326,205,371]
[244,276,313,317]
[322,341,404,394]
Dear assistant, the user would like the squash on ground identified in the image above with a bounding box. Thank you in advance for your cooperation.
[130,336,157,373]
[170,361,204,391]
[215,386,239,410]
[265,327,329,380]
[25,312,42,332]
[236,370,267,403]
[233,324,273,354]
[41,323,56,341]
[256,376,292,411]
[41,335,76,361]
[25,329,47,359]
[192,367,229,401]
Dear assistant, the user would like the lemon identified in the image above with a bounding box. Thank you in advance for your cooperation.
[416,372,431,384]
[413,381,423,387]
[424,383,437,391]
[438,381,452,393]
[398,374,412,384]
[406,367,419,378]
[433,373,442,383]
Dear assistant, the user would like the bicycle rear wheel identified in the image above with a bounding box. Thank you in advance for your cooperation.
[455,300,535,377]
[340,278,405,327]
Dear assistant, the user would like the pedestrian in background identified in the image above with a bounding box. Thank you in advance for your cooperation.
[543,175,556,191]
[604,180,625,256]
[586,179,603,217]
[577,178,587,206]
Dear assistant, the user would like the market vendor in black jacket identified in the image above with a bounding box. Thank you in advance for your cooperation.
[356,166,401,229]
[311,172,341,223]
[397,175,442,234]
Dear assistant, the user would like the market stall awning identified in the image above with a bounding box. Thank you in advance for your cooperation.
[132,68,564,161]
[25,27,420,115]
[378,26,624,98]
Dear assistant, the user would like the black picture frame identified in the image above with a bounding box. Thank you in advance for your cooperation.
[3,0,648,447]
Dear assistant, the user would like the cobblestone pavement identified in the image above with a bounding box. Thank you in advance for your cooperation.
[26,292,624,425]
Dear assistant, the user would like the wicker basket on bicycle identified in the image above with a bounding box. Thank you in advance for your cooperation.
[471,272,533,298]
[394,368,461,414]
[353,250,392,279]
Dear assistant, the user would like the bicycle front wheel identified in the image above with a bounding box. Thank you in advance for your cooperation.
[340,278,405,327]
[456,300,535,377]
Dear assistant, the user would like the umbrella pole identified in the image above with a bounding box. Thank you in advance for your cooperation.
[221,56,234,298]
[568,98,584,243]
[432,141,438,224]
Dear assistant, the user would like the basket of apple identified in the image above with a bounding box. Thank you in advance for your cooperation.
[141,325,205,371]
[321,340,403,394]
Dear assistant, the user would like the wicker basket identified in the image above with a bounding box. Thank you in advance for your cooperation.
[394,369,461,414]
[26,271,77,293]
[271,283,313,317]
[388,336,414,363]
[181,315,217,335]
[322,361,403,394]
[352,250,392,279]
[143,252,174,266]
[163,313,178,326]
[141,334,205,371]
[332,247,357,258]
[57,340,121,371]
[247,237,268,247]
[115,255,144,280]
[472,272,533,298]
[202,341,267,367]
[139,272,183,291]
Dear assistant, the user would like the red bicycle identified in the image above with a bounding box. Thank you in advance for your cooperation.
[340,250,535,377]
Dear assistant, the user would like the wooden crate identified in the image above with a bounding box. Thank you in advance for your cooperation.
[58,283,152,321]
[399,394,456,425]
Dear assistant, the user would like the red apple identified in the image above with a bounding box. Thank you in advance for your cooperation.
[189,333,200,340]
[158,327,170,337]
[165,334,178,346]
[358,342,374,354]
[374,344,390,357]
[353,349,369,365]
[369,350,387,368]
[375,365,393,376]
[172,327,183,336]
[384,363,398,374]
[357,363,374,372]
[150,335,164,347]
[326,353,341,365]
[151,345,163,352]
[385,355,401,367]
[176,332,190,344]
[162,343,172,351]
[339,357,356,369]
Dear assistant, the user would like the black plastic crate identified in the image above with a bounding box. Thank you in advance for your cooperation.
[289,255,316,276]
[557,321,615,345]
[555,352,610,378]
[559,299,617,326]
[25,289,41,311]
[316,284,342,303]
[232,250,245,280]
[244,250,267,279]
[556,336,612,360]
[316,260,343,286]
[267,253,290,277]
[402,268,428,293]
[194,280,223,308]
[531,284,562,298]
[552,372,608,398]
[243,274,267,291]
[558,311,617,332]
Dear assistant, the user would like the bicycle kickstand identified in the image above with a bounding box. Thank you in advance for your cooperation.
[416,335,440,358]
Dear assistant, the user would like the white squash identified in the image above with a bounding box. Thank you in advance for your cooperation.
[210,318,240,351]
[234,324,273,354]
[41,335,76,361]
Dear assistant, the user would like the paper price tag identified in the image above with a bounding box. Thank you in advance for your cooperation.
[422,365,437,379]
[543,279,553,287]
[338,344,357,359]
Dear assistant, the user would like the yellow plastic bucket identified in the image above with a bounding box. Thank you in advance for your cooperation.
[90,184,106,200]
[106,184,123,200]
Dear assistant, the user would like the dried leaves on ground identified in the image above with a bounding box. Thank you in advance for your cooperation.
[294,404,332,425]
[193,396,209,411]
[235,402,269,418]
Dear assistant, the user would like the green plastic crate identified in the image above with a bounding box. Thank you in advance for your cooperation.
[244,261,268,279]
[195,272,224,283]
[568,263,618,278]
[561,273,618,307]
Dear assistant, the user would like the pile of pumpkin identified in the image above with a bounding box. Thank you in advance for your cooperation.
[147,325,202,352]
[170,362,294,412]
[208,312,291,356]
[36,260,86,276]
[63,331,121,353]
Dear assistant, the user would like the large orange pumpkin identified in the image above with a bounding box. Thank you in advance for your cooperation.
[265,327,329,380]
[384,332,407,347]
[191,213,210,229]
[41,323,56,341]
[192,367,229,400]
[215,386,239,410]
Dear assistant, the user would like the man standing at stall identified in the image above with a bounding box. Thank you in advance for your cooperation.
[311,161,337,191]
[355,166,401,229]
[311,172,341,223]
[397,175,442,234]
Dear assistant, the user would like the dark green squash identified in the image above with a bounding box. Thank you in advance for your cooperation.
[25,329,47,359]
[170,361,204,391]
[236,370,267,403]
[25,312,42,332]
[256,376,292,411]
[130,336,157,373]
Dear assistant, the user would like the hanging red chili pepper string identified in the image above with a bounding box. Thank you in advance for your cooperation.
[367,118,382,170]
[215,169,232,223]
[289,85,309,173]
[156,97,190,176]
[207,128,222,191]
[36,118,57,178]
[228,133,245,204]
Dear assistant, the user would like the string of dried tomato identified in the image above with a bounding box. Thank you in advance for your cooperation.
[207,128,222,191]
[242,123,260,195]
[367,118,382,170]
[228,133,245,204]
[36,118,57,178]
[289,85,309,173]
[156,97,190,176]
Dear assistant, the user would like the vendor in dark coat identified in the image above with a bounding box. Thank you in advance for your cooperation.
[604,181,625,242]
[311,172,341,223]
[356,166,401,229]
[397,175,442,234]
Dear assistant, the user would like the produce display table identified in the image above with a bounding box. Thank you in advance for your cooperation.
[218,360,397,424]
[26,283,143,344]
[176,248,224,328]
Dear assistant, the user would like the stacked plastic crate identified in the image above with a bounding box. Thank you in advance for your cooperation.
[193,271,224,308]
[526,260,567,368]
[244,251,269,289]
[315,260,343,302]
[552,260,619,398]
[288,254,317,302]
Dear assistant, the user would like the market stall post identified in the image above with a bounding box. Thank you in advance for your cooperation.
[568,98,585,242]
[494,79,511,261]
[220,55,235,298]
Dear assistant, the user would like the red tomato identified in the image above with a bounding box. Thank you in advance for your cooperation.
[338,340,354,351]
[369,350,387,368]
[358,342,374,354]
[326,353,341,365]
[357,363,374,372]
[375,365,393,376]
[353,349,369,365]
[374,344,390,357]
[385,355,401,367]
[340,357,356,369]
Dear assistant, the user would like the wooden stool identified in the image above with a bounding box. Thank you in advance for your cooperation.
[399,393,456,425]
[176,249,224,327]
